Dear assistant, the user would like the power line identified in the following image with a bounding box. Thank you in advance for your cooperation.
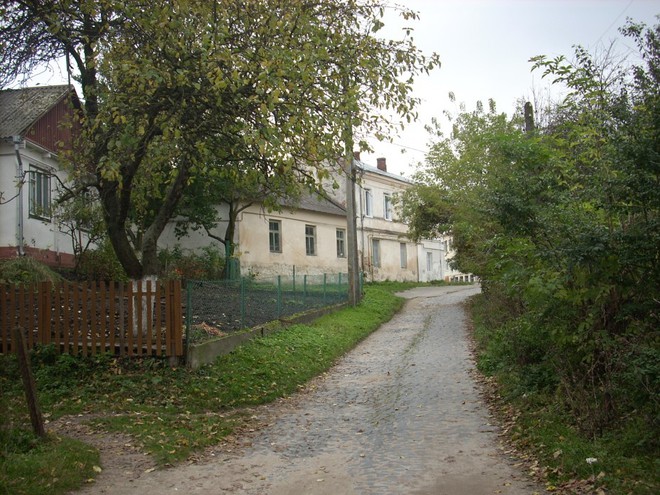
[594,0,634,46]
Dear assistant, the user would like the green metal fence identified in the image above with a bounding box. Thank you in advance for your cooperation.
[185,272,351,341]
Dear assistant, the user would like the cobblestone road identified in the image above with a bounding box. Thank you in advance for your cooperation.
[88,285,543,495]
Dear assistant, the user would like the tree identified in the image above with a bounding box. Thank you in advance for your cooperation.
[171,158,298,259]
[400,97,525,277]
[1,0,439,279]
[403,19,659,436]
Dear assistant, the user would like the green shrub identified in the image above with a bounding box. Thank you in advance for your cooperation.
[158,244,225,280]
[76,241,128,281]
[0,257,64,285]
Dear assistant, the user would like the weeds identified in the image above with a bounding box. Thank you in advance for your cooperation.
[469,293,660,494]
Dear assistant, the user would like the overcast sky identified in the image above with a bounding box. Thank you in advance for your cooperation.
[21,1,658,177]
[361,0,659,175]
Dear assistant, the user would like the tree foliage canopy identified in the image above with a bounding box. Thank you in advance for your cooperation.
[402,20,659,438]
[0,0,439,278]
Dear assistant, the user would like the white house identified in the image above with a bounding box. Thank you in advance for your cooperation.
[0,85,83,268]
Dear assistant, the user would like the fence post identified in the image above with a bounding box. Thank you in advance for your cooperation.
[38,281,51,345]
[240,276,246,328]
[14,326,46,438]
[277,275,282,319]
[303,275,307,304]
[323,273,327,305]
[185,280,191,360]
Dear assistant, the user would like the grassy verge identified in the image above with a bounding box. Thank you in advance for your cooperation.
[468,293,659,495]
[1,283,409,494]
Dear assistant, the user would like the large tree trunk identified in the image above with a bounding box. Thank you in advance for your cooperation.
[99,180,144,279]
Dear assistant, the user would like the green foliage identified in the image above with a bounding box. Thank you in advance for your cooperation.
[0,257,64,285]
[158,245,226,280]
[75,241,129,282]
[1,0,439,279]
[0,434,99,495]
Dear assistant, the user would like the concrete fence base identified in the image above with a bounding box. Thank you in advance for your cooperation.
[186,303,347,370]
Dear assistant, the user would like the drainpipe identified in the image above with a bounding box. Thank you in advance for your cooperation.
[13,136,25,256]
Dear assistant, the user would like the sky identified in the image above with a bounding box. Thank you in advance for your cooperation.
[360,0,659,176]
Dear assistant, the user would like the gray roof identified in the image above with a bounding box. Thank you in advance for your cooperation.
[0,85,73,139]
[281,190,346,217]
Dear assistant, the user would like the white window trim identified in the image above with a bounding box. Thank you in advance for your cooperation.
[336,228,346,258]
[372,238,381,268]
[305,224,317,256]
[28,166,51,220]
[384,193,393,221]
[269,219,281,253]
[364,188,373,217]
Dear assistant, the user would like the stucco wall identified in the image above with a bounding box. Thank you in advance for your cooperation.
[417,239,444,282]
[352,166,419,282]
[158,203,230,255]
[0,141,78,264]
[237,204,348,278]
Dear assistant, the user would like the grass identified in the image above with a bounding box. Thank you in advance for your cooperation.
[1,283,408,494]
[0,433,99,495]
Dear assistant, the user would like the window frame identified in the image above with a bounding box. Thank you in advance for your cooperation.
[269,219,282,253]
[400,242,407,269]
[28,166,51,220]
[383,193,393,221]
[372,238,381,268]
[336,228,346,258]
[305,224,317,256]
[364,188,373,217]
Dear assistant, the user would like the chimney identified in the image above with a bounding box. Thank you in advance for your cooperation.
[376,157,387,172]
[353,151,361,161]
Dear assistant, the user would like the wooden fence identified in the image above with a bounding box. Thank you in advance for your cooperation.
[0,280,183,358]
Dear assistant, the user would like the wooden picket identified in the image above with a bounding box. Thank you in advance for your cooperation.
[0,280,183,358]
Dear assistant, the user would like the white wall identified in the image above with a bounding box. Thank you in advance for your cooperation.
[158,203,230,256]
[0,140,77,258]
[353,166,418,282]
[417,239,444,282]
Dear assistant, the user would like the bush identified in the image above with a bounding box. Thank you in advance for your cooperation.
[76,241,128,282]
[158,245,225,280]
[0,257,64,285]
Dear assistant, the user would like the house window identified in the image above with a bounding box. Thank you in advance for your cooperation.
[269,220,281,253]
[364,189,373,217]
[305,224,316,256]
[29,167,51,219]
[427,252,433,272]
[372,239,380,268]
[400,243,407,269]
[384,193,393,221]
[336,229,346,258]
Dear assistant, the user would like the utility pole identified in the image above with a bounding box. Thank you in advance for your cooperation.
[524,102,535,134]
[344,133,361,306]
[341,70,361,306]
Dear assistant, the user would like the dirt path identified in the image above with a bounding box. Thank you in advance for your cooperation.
[69,285,544,494]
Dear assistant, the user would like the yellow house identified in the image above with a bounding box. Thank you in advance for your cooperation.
[160,155,472,284]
